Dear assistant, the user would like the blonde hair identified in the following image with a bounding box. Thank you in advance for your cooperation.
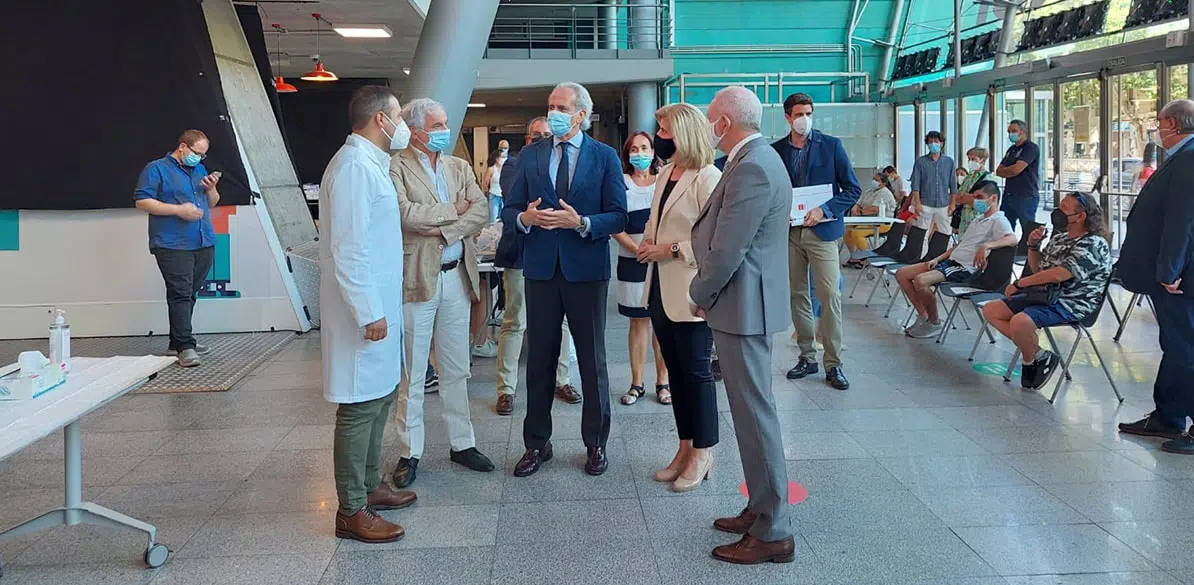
[655,103,714,170]
[966,146,989,160]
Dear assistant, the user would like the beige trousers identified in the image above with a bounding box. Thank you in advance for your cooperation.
[788,227,844,368]
[496,268,576,395]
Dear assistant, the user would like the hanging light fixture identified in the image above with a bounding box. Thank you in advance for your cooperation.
[301,13,338,82]
[271,24,298,93]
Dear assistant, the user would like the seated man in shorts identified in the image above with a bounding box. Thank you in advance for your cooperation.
[896,181,1018,339]
[981,192,1111,389]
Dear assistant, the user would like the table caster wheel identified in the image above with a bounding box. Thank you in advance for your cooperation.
[145,543,169,568]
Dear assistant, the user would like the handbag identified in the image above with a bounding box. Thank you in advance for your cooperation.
[1014,283,1060,305]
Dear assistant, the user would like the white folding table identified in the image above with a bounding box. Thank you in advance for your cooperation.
[843,215,902,244]
[0,355,176,575]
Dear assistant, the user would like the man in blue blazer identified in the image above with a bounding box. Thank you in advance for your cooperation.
[774,93,860,391]
[503,82,628,476]
[1118,99,1194,455]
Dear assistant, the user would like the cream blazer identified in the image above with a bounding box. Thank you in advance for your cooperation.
[641,163,723,322]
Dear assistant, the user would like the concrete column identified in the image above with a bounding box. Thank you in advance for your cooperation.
[472,126,489,178]
[627,82,659,134]
[629,0,660,50]
[601,0,618,50]
[405,0,500,153]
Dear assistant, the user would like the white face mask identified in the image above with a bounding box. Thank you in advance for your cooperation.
[707,118,725,151]
[966,160,982,172]
[382,114,411,151]
[791,116,813,136]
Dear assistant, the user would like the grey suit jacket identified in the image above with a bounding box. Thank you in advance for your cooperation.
[689,137,792,337]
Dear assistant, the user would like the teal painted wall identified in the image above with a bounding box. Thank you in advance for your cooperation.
[0,211,16,251]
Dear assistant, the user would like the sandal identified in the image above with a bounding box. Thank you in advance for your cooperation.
[656,384,672,405]
[621,385,646,405]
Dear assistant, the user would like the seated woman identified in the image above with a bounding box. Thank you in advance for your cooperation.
[981,192,1112,390]
[952,147,990,238]
[844,172,899,267]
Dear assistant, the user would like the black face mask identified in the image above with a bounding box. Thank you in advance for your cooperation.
[653,135,677,161]
[1050,208,1070,232]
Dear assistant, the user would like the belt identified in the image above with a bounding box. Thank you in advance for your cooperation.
[440,259,459,272]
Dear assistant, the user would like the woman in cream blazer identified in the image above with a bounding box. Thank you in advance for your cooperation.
[637,102,723,493]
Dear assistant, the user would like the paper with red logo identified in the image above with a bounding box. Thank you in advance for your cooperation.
[789,184,833,226]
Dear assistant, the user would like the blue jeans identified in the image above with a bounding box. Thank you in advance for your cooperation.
[1001,196,1040,233]
[811,269,846,319]
[1151,292,1194,429]
[488,194,503,224]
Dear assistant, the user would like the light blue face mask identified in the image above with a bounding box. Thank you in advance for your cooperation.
[1008,132,1021,144]
[973,199,990,214]
[629,153,652,171]
[548,110,574,137]
[927,143,943,155]
[182,152,203,167]
[425,129,450,152]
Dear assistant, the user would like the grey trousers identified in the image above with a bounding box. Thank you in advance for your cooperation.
[712,329,793,541]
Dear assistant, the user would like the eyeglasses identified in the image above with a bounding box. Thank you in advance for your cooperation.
[185,145,208,160]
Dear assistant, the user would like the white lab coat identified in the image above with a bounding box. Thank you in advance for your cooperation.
[319,134,406,404]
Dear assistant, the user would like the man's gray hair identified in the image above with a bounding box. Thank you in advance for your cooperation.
[554,82,594,131]
[712,86,762,132]
[400,97,446,130]
[1161,99,1194,133]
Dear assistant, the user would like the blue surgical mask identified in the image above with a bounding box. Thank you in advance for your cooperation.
[425,129,450,152]
[870,180,880,189]
[1008,132,1021,144]
[973,199,990,214]
[182,152,203,167]
[629,153,652,171]
[927,143,942,155]
[548,111,574,137]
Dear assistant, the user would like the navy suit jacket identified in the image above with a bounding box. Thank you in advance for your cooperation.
[494,152,523,269]
[771,130,861,241]
[501,133,628,282]
[1118,138,1194,295]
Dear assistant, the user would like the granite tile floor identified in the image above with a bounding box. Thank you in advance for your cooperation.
[1,284,1191,585]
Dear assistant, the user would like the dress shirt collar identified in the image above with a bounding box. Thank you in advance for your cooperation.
[553,131,585,151]
[725,133,763,166]
[347,133,391,171]
[1166,134,1194,158]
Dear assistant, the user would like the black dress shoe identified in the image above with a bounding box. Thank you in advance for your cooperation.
[585,446,608,476]
[393,457,419,488]
[1161,430,1194,455]
[825,366,849,390]
[1118,413,1185,440]
[451,447,495,472]
[786,357,819,380]
[514,443,553,477]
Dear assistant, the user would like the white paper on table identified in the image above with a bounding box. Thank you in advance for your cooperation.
[790,184,834,225]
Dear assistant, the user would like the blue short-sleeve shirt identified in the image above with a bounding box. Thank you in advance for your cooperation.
[134,154,216,251]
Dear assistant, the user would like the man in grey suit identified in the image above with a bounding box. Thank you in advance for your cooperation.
[689,86,795,565]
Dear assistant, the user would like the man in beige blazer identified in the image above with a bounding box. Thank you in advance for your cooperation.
[389,98,494,489]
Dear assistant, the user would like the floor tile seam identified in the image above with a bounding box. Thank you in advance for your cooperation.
[1088,521,1173,573]
[944,525,1006,577]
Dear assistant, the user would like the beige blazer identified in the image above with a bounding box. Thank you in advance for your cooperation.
[389,148,489,304]
[642,163,723,322]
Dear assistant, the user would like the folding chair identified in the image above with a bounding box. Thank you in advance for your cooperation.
[1001,273,1123,404]
[850,220,906,264]
[1111,292,1156,342]
[858,225,926,306]
[883,231,951,319]
[936,246,1017,345]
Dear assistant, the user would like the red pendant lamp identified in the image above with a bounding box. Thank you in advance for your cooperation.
[270,24,298,93]
[301,13,338,82]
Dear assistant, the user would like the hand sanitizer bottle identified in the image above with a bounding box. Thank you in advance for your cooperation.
[49,310,71,374]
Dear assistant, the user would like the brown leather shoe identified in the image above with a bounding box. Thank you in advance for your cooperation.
[713,508,757,535]
[514,442,553,477]
[367,484,417,510]
[711,535,796,565]
[496,394,514,416]
[335,507,405,544]
[555,384,582,404]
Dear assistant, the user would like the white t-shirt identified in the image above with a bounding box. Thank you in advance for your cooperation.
[489,162,503,196]
[949,210,1013,271]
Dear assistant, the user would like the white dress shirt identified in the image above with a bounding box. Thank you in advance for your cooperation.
[414,149,464,263]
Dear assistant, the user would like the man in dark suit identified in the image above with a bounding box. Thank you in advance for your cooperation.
[1118,99,1194,455]
[503,82,628,476]
[774,93,860,391]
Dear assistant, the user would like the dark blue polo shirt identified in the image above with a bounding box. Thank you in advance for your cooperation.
[134,154,216,251]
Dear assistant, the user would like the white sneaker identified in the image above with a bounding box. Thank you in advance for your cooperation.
[471,340,498,358]
[177,349,202,367]
[907,321,943,339]
[904,316,927,334]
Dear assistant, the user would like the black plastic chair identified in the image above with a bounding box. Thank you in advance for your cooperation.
[858,226,926,306]
[1000,272,1123,404]
[852,220,907,262]
[883,231,951,319]
[936,245,1017,345]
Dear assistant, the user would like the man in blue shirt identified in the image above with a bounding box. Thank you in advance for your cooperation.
[134,129,221,367]
[996,120,1041,232]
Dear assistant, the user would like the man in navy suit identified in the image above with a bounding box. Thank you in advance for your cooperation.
[1118,99,1194,455]
[774,93,860,391]
[503,82,628,476]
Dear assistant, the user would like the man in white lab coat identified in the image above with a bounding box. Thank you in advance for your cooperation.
[320,85,416,544]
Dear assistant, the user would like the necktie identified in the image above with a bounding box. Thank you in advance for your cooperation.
[556,142,570,202]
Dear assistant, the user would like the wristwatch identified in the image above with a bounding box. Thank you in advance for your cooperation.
[670,243,680,258]
[573,216,587,235]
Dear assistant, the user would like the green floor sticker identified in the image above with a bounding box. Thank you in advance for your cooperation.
[973,362,1019,377]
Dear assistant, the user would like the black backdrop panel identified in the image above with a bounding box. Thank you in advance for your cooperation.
[279,79,391,185]
[3,0,252,210]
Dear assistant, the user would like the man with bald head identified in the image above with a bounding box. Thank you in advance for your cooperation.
[1118,98,1194,455]
[689,86,795,564]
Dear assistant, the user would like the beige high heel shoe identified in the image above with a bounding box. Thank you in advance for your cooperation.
[654,458,685,482]
[671,453,713,492]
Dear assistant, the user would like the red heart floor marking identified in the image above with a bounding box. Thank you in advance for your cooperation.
[739,480,808,505]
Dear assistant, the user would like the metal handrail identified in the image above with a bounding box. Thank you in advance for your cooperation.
[486,2,671,59]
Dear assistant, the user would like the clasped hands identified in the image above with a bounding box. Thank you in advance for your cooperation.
[519,198,582,230]
[635,238,671,263]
